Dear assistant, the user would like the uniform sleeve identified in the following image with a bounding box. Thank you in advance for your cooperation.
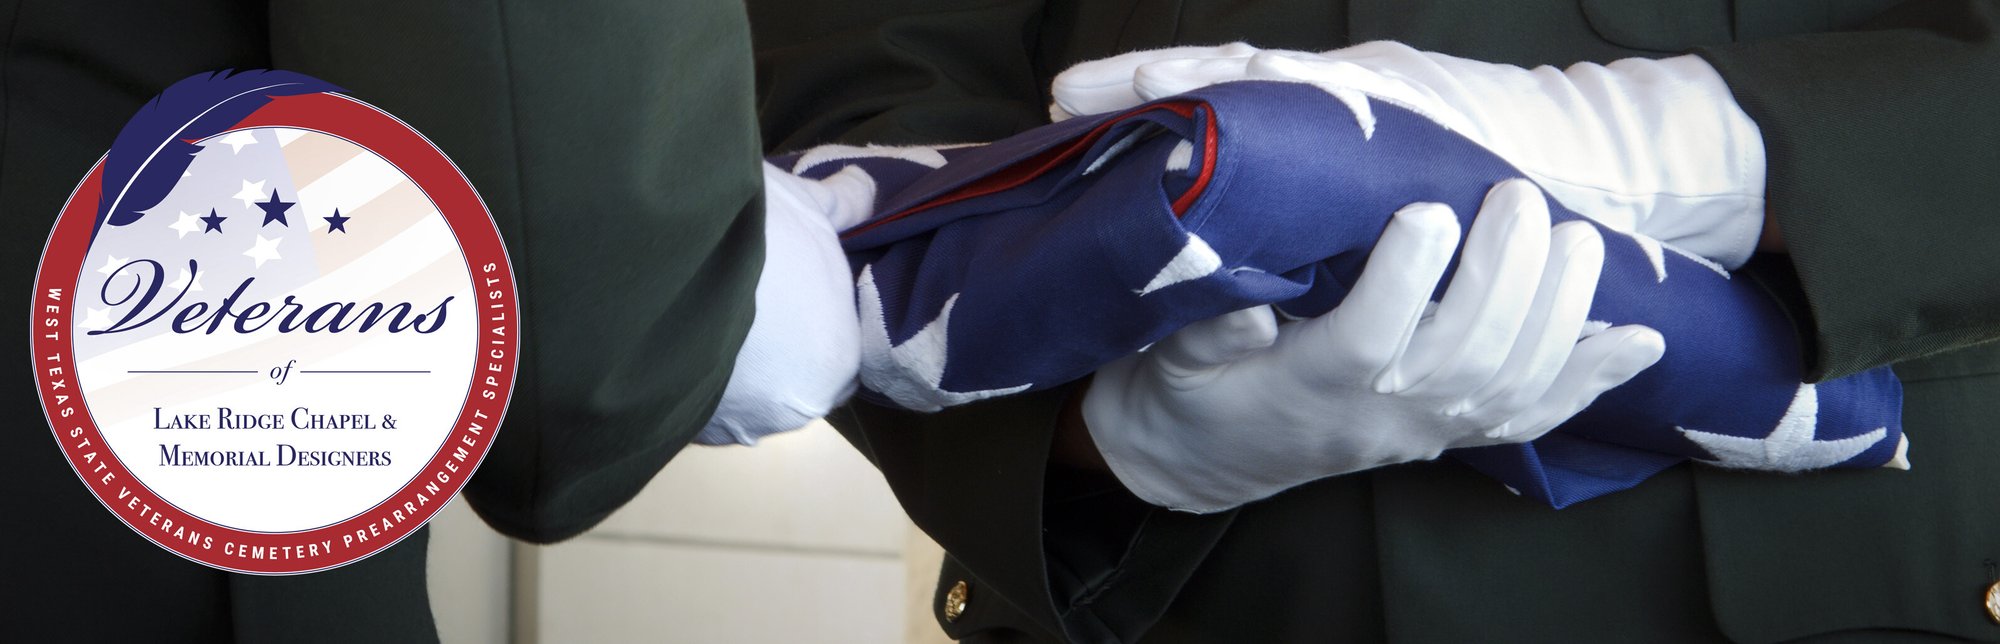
[269,0,766,543]
[1695,0,2000,380]
[752,1,1236,641]
[749,0,1051,152]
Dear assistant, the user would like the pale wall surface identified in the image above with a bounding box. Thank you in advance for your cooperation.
[428,498,512,644]
[428,420,954,644]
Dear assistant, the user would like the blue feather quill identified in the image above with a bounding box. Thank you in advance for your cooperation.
[94,69,343,237]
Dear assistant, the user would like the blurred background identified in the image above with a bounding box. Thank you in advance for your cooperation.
[424,420,953,643]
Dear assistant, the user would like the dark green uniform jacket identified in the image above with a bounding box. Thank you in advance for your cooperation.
[0,1,763,642]
[751,0,2000,641]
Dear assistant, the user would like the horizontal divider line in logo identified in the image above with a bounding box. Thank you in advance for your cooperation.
[124,369,432,374]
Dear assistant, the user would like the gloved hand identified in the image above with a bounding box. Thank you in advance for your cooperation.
[1050,41,1767,268]
[695,162,875,445]
[1082,180,1667,512]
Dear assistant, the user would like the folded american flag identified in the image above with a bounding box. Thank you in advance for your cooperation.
[784,80,1905,508]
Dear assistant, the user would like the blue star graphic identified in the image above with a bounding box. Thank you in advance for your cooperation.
[257,190,295,227]
[324,209,351,233]
[200,208,227,233]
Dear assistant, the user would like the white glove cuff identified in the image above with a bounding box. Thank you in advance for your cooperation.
[695,164,863,445]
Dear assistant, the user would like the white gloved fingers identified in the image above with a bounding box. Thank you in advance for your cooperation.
[1051,40,1764,511]
[1050,42,1264,120]
[1128,52,1465,136]
[1061,40,1766,261]
[1310,202,1459,376]
[1246,52,1473,135]
[1151,306,1280,381]
[1488,324,1666,443]
[1245,53,1372,85]
[1461,219,1605,425]
[761,163,824,226]
[1308,41,1461,89]
[1131,57,1256,102]
[1314,40,1425,61]
[814,165,880,232]
[763,165,862,289]
[1326,45,1765,264]
[765,162,871,235]
[1391,180,1549,397]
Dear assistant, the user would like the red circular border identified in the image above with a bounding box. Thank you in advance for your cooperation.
[28,92,520,575]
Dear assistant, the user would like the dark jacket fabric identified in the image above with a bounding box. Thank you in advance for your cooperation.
[751,0,2000,641]
[0,1,764,641]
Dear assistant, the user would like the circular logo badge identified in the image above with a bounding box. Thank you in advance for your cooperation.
[27,70,518,574]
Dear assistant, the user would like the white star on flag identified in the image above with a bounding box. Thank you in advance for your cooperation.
[167,211,203,239]
[1138,233,1223,296]
[79,307,112,332]
[168,267,204,293]
[1632,233,1730,284]
[244,234,283,268]
[215,130,259,154]
[792,143,950,174]
[857,265,1031,411]
[233,179,268,210]
[96,255,129,276]
[1679,383,1890,472]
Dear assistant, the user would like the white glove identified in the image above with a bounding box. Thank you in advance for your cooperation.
[1082,180,1667,512]
[1050,41,1767,268]
[695,162,875,445]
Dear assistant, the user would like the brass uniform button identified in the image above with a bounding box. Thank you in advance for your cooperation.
[945,580,970,623]
[1986,580,2000,625]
